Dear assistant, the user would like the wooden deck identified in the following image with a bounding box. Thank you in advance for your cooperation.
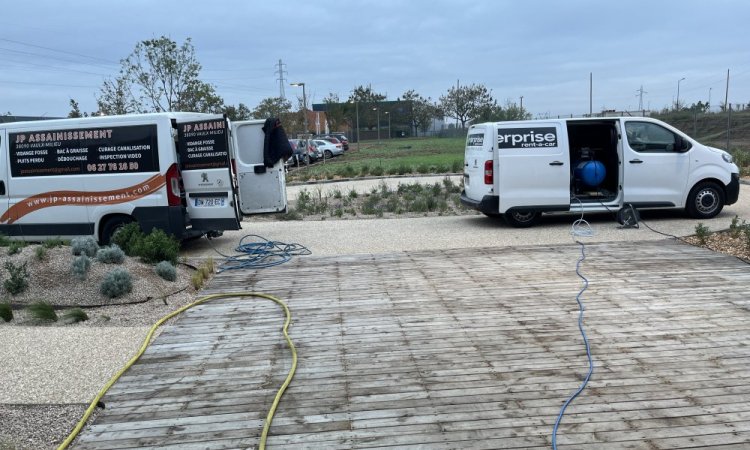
[74,240,750,449]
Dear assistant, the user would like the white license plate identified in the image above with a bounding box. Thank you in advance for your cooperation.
[194,197,226,207]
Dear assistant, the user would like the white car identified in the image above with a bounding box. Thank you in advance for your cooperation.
[312,139,344,158]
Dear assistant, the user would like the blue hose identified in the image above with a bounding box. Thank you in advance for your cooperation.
[216,234,311,272]
[552,241,594,449]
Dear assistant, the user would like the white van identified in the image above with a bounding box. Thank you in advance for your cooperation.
[0,113,287,243]
[460,117,740,227]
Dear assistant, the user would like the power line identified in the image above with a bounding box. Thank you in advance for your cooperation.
[0,37,119,65]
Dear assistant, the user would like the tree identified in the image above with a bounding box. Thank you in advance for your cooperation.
[97,36,223,114]
[67,99,85,118]
[222,103,252,121]
[252,97,292,120]
[322,93,347,132]
[476,99,531,122]
[439,83,495,128]
[402,90,438,137]
[348,85,387,132]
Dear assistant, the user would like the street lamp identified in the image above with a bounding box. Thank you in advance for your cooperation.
[384,111,391,139]
[349,100,359,149]
[372,106,380,143]
[676,77,685,111]
[290,82,307,133]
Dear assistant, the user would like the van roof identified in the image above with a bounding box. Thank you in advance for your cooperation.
[470,116,660,129]
[0,112,219,130]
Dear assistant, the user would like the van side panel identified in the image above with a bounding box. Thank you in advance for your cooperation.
[496,122,570,213]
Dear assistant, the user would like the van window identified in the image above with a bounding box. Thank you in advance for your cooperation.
[625,121,680,153]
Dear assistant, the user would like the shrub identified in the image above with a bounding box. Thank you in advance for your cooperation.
[61,308,88,324]
[342,165,356,178]
[416,163,430,174]
[397,164,410,175]
[297,189,312,213]
[71,236,99,257]
[348,189,358,199]
[694,223,711,246]
[332,188,343,199]
[370,166,384,177]
[7,241,25,255]
[0,234,11,247]
[96,245,126,264]
[4,261,28,295]
[100,268,133,298]
[191,271,205,290]
[729,215,744,238]
[451,159,463,173]
[359,164,370,176]
[133,229,180,264]
[43,238,67,249]
[35,246,47,261]
[332,208,344,218]
[71,255,91,280]
[111,222,145,256]
[0,302,12,322]
[27,302,57,322]
[155,261,177,282]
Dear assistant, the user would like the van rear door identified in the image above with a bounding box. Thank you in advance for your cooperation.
[463,125,494,208]
[231,120,287,214]
[175,116,241,231]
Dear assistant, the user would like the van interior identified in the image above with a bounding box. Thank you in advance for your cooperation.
[566,120,620,203]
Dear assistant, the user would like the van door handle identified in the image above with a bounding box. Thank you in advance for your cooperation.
[549,161,564,166]
[629,159,643,164]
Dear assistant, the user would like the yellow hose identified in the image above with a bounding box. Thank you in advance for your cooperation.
[57,292,297,450]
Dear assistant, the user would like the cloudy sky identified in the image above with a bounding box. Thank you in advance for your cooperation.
[2,0,748,118]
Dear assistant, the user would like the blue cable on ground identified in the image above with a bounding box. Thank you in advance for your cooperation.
[552,240,594,449]
[213,234,311,272]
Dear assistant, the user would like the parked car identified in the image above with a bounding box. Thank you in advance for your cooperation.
[296,138,321,162]
[286,139,311,166]
[316,133,349,151]
[312,139,344,158]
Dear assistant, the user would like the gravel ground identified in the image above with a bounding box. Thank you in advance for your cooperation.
[1,176,747,449]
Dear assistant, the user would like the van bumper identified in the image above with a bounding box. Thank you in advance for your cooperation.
[132,206,194,239]
[726,173,740,205]
[460,191,499,215]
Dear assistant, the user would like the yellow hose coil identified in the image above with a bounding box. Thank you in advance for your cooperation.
[57,292,297,450]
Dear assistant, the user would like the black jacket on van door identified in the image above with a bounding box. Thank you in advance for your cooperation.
[262,118,293,167]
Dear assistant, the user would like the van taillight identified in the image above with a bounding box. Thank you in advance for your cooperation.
[165,163,181,206]
[484,160,493,185]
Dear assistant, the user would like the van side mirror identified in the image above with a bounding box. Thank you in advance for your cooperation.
[676,137,691,152]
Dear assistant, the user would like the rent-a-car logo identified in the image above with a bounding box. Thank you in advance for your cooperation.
[467,133,484,147]
[497,127,557,149]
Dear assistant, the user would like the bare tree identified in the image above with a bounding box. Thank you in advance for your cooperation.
[439,83,494,129]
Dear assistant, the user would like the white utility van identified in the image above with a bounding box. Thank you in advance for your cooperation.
[0,113,287,242]
[460,117,740,227]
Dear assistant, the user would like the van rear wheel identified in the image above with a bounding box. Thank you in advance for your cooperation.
[100,216,133,245]
[504,210,540,228]
[686,181,725,219]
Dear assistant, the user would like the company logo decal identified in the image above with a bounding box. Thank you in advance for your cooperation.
[497,127,558,149]
[0,174,166,224]
[467,133,484,147]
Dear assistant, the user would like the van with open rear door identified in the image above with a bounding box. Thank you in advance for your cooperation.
[0,113,287,243]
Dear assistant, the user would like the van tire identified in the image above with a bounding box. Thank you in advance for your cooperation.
[504,210,540,228]
[686,181,725,219]
[100,216,134,245]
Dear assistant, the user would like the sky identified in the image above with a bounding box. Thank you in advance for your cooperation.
[2,0,749,119]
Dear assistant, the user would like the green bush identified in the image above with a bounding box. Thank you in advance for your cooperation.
[451,159,463,173]
[133,229,180,264]
[61,308,88,324]
[0,234,11,247]
[155,261,177,282]
[42,238,67,249]
[35,246,47,261]
[111,222,145,256]
[4,261,28,295]
[71,255,91,280]
[332,188,343,199]
[416,163,430,174]
[694,223,711,246]
[348,189,358,199]
[100,268,133,298]
[7,241,26,255]
[96,245,126,264]
[0,302,12,322]
[729,216,745,238]
[359,164,370,176]
[370,166,384,177]
[27,302,57,322]
[342,165,356,178]
[71,236,99,257]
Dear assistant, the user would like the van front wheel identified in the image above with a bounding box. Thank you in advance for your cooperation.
[504,210,539,228]
[686,181,725,219]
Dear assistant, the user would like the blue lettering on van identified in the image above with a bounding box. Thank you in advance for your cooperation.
[497,127,557,149]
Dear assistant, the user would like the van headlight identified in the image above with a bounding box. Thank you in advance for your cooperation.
[722,152,733,163]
